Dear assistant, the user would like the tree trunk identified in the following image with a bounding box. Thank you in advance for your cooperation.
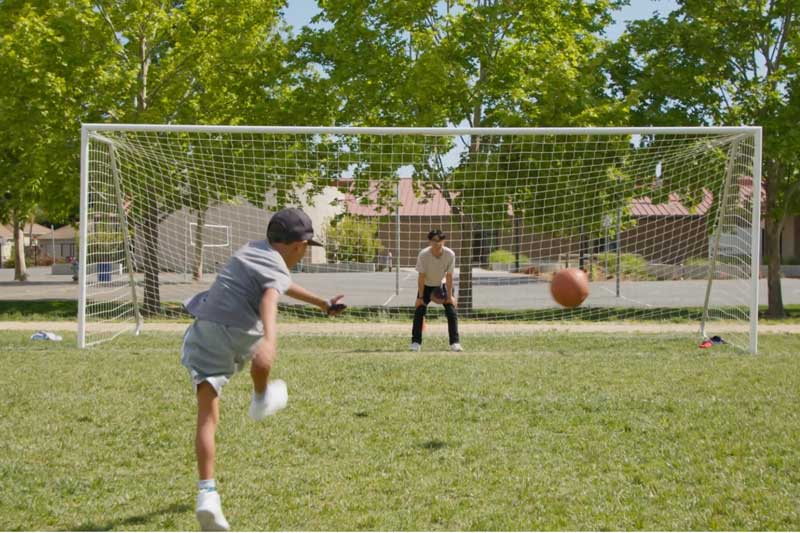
[458,81,486,313]
[192,210,205,281]
[459,215,474,312]
[764,216,785,318]
[139,199,161,315]
[764,161,786,319]
[12,214,27,282]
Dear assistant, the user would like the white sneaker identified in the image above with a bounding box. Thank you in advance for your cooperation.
[196,490,230,531]
[450,343,463,352]
[248,379,288,421]
[410,342,421,352]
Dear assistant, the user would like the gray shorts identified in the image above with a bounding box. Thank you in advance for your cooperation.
[181,319,263,396]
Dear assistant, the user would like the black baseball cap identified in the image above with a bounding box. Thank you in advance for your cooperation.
[267,208,324,247]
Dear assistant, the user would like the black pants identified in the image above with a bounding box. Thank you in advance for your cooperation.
[412,284,460,345]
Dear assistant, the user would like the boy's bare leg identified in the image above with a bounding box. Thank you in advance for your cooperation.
[196,382,219,480]
[195,381,229,531]
[250,355,270,395]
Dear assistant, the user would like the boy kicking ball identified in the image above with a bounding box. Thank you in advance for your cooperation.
[181,208,346,531]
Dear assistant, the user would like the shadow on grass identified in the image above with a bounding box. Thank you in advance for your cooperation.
[0,299,78,319]
[420,439,448,451]
[70,502,191,531]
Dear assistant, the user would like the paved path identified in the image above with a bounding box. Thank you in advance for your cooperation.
[3,267,800,309]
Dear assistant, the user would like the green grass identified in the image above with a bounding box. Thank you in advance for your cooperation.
[1,331,800,530]
[0,300,79,320]
[3,299,800,323]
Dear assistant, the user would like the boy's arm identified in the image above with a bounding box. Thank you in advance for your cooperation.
[445,271,455,306]
[251,287,280,389]
[286,282,345,315]
[416,273,426,307]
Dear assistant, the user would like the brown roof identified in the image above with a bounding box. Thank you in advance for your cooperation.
[630,176,762,217]
[630,191,713,217]
[0,223,52,239]
[341,177,756,219]
[343,178,454,217]
[41,225,77,240]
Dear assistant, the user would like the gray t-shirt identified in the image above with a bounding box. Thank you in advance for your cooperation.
[184,240,292,333]
[415,246,456,286]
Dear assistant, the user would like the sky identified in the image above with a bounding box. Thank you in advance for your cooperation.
[281,0,681,41]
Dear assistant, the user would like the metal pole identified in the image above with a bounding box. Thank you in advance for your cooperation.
[615,206,621,298]
[184,222,188,282]
[750,130,762,354]
[78,127,89,348]
[395,181,401,295]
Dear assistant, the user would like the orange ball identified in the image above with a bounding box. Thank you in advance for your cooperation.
[550,268,589,308]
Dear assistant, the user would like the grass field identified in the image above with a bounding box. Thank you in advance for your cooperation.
[2,330,800,530]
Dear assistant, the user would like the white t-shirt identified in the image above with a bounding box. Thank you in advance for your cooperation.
[415,246,456,286]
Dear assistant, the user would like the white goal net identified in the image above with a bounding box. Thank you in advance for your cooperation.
[79,125,761,351]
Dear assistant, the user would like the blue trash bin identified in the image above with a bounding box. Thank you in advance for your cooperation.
[97,262,112,282]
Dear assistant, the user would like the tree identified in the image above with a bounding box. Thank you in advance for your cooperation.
[324,215,384,264]
[0,0,110,280]
[86,0,306,313]
[295,0,628,310]
[608,0,800,318]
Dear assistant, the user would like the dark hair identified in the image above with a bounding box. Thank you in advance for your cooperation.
[427,229,446,241]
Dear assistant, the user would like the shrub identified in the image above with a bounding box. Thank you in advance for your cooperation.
[594,252,653,280]
[684,257,710,268]
[325,216,384,264]
[488,248,529,265]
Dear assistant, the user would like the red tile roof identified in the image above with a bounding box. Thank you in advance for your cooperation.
[0,223,52,239]
[630,191,713,217]
[342,178,454,217]
[340,177,762,218]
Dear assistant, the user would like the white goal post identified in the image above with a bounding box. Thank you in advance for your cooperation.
[79,124,762,352]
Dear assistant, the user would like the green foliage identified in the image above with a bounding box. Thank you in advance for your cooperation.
[488,248,529,265]
[324,216,384,264]
[294,0,632,309]
[0,1,114,226]
[595,252,653,280]
[762,255,800,266]
[609,1,800,314]
[684,257,710,268]
[86,223,125,262]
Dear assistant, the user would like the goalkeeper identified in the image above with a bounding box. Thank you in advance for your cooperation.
[181,208,345,531]
[410,229,462,352]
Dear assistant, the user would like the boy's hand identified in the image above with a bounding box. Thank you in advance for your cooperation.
[324,295,347,316]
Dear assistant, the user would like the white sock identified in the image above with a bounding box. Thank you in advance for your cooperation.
[198,479,216,492]
[253,390,267,403]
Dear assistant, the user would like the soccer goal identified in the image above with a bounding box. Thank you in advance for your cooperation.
[79,125,761,352]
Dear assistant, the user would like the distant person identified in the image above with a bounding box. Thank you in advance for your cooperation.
[410,229,462,352]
